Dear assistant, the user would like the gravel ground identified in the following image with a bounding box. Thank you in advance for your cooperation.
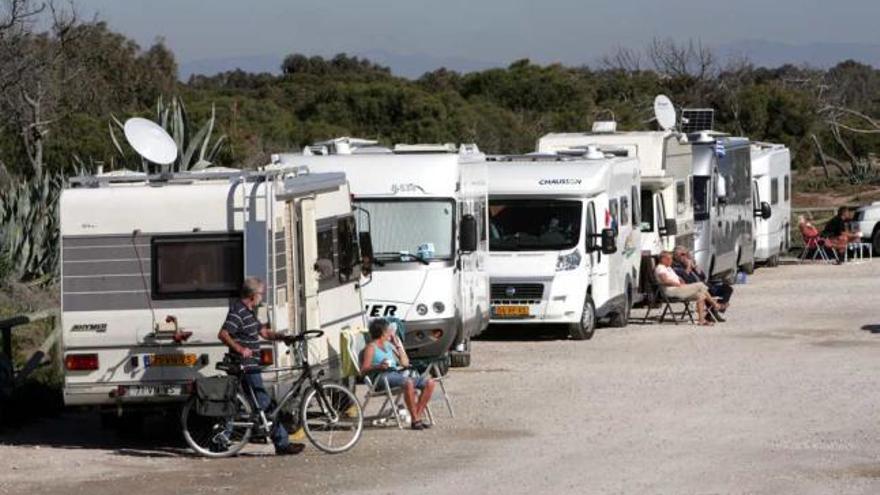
[2,260,880,494]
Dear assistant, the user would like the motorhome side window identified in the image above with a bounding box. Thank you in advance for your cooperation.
[770,178,779,205]
[784,175,790,201]
[639,189,653,233]
[692,176,711,221]
[151,234,243,299]
[619,196,630,227]
[608,198,619,234]
[631,186,641,227]
[676,180,687,214]
[316,216,361,291]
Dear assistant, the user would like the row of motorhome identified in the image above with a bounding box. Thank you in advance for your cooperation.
[59,101,792,414]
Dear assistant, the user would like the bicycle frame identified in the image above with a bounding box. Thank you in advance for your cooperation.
[231,340,338,432]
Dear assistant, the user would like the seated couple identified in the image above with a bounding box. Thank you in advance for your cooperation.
[654,251,726,326]
[361,318,437,430]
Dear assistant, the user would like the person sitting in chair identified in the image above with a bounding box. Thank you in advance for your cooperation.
[672,246,731,320]
[361,318,436,430]
[822,207,861,260]
[655,251,721,326]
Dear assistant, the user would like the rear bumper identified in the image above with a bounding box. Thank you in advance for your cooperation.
[64,383,189,406]
[402,317,457,359]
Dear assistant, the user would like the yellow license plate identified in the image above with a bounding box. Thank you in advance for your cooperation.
[149,353,198,367]
[493,305,530,317]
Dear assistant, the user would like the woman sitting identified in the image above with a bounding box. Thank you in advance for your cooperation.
[361,318,436,430]
[655,251,721,326]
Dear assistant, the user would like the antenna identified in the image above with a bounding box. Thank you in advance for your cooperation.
[123,117,178,166]
[653,95,676,131]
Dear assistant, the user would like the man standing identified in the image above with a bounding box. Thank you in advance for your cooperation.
[218,277,305,456]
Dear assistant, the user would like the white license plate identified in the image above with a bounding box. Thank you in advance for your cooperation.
[124,384,183,397]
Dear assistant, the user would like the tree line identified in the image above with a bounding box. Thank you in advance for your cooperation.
[3,0,879,283]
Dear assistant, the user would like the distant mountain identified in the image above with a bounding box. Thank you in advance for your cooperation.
[718,40,880,68]
[179,54,283,80]
[179,50,499,81]
[354,49,500,78]
[178,41,879,81]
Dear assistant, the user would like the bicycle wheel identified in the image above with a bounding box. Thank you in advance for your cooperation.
[181,392,253,458]
[301,383,363,454]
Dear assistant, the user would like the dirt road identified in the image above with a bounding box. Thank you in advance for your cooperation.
[2,261,880,494]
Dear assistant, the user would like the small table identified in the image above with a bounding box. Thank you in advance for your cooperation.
[845,242,872,263]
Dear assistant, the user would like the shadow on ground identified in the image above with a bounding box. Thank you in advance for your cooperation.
[860,324,880,334]
[0,409,189,457]
[477,323,572,342]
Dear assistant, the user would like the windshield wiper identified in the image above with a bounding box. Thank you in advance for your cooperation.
[374,251,430,265]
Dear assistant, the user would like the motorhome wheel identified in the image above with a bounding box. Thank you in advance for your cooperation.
[872,227,880,256]
[450,338,471,368]
[608,284,631,328]
[766,254,779,267]
[570,295,596,340]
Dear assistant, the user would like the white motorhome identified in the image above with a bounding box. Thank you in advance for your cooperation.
[750,142,791,266]
[691,134,757,280]
[60,168,366,410]
[538,127,695,256]
[271,139,489,368]
[486,149,641,339]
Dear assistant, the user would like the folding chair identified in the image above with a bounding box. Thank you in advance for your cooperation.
[641,257,696,325]
[341,329,407,428]
[798,233,838,264]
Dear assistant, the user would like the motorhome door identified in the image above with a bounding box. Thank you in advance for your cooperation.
[298,198,323,360]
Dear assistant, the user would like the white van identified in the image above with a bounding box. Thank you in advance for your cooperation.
[750,142,791,266]
[486,150,641,339]
[691,134,757,280]
[538,128,694,256]
[60,168,366,409]
[271,139,489,368]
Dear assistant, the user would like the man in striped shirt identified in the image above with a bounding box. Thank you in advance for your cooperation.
[218,277,304,456]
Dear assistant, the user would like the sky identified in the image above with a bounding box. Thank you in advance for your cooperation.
[79,0,880,76]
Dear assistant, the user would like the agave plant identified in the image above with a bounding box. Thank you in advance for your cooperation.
[0,173,63,284]
[109,96,227,173]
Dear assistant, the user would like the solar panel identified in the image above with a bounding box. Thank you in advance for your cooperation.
[681,109,714,133]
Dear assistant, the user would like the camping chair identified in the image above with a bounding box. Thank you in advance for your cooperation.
[798,232,838,264]
[342,328,408,429]
[641,258,696,325]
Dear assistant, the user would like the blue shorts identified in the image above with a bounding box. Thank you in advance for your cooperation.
[378,371,429,390]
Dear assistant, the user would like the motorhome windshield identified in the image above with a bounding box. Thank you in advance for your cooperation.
[692,176,711,221]
[354,199,454,262]
[489,199,582,251]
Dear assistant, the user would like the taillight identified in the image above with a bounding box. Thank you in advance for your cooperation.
[65,353,99,371]
[260,348,274,366]
[430,329,444,340]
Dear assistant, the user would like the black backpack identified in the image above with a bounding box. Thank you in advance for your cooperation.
[194,376,240,417]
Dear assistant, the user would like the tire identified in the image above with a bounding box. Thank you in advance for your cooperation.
[450,335,471,368]
[181,392,253,458]
[301,383,363,454]
[570,294,596,340]
[872,228,880,256]
[449,351,470,368]
[766,254,779,268]
[608,285,631,328]
[741,261,755,274]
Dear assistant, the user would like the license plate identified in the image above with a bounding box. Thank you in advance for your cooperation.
[493,305,530,318]
[148,353,198,367]
[124,384,183,397]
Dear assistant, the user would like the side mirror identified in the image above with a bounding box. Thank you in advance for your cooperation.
[660,218,678,236]
[716,175,728,201]
[460,214,478,253]
[756,201,772,220]
[359,232,374,260]
[600,228,617,255]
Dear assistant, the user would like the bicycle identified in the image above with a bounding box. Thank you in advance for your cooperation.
[181,330,363,458]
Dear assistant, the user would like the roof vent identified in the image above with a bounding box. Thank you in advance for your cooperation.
[585,146,605,160]
[591,121,617,133]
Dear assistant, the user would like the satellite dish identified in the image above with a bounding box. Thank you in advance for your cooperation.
[123,117,178,165]
[653,95,676,131]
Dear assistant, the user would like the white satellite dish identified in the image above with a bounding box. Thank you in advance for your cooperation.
[653,95,676,131]
[123,117,178,165]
